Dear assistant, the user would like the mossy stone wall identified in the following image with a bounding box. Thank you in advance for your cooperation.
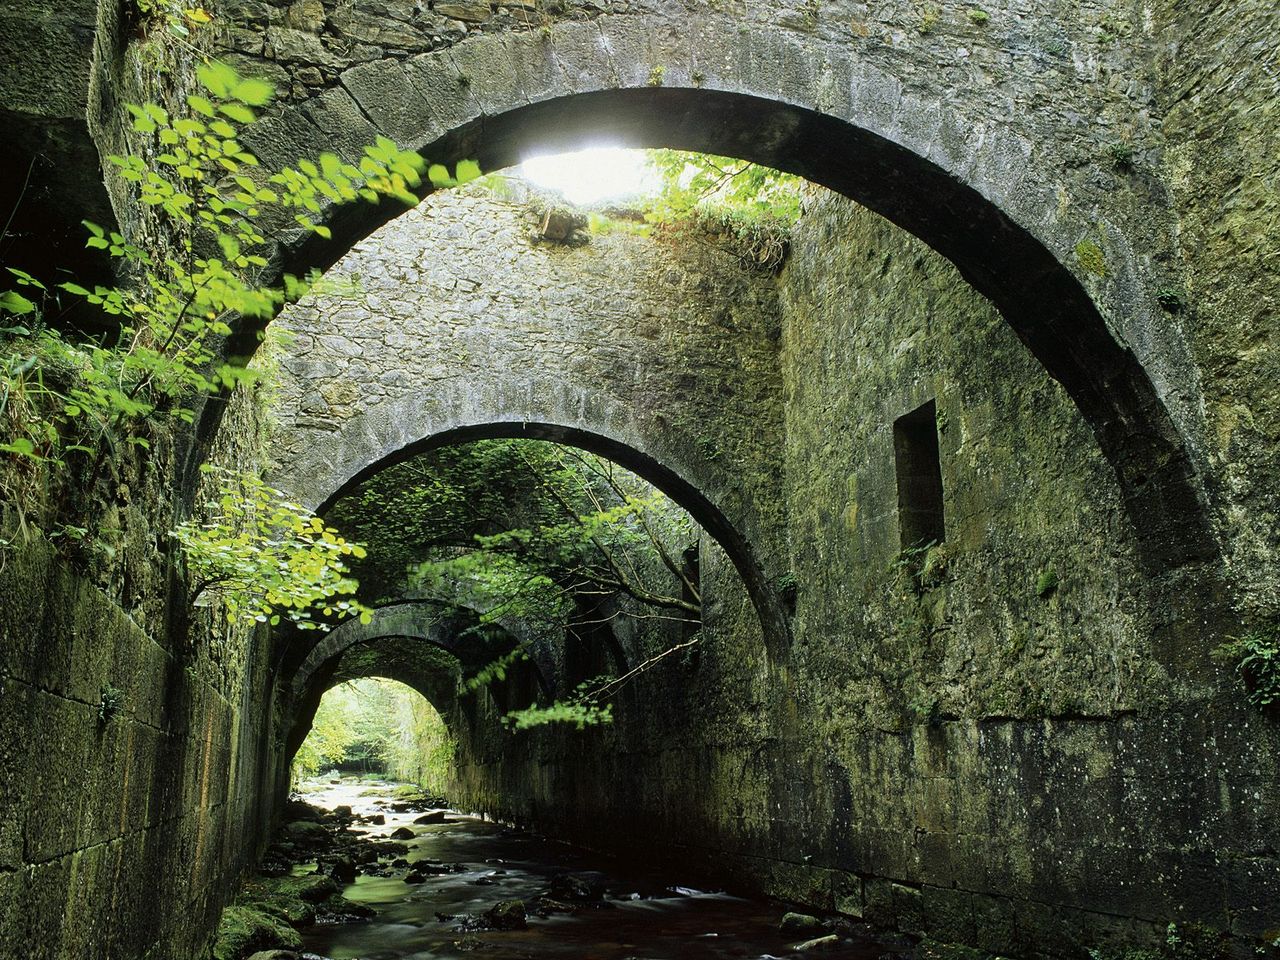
[0,538,283,960]
[436,193,1280,958]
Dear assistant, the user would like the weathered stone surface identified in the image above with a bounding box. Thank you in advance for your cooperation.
[4,1,1279,959]
[195,0,1244,606]
[265,181,791,649]
[283,187,1273,960]
[485,898,528,930]
[794,934,839,951]
[780,912,826,936]
[284,0,325,33]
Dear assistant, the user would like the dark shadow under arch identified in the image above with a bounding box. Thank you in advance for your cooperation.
[284,601,551,708]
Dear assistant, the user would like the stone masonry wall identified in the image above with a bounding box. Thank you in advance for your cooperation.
[775,193,1279,951]
[263,180,789,615]
[2,0,1278,955]
[0,519,283,960]
[0,7,293,942]
[202,0,1234,609]
[1151,0,1280,623]
[418,194,1280,958]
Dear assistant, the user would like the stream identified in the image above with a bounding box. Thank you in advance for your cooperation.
[290,780,908,960]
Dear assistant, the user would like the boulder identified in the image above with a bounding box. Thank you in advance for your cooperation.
[411,860,455,875]
[389,826,415,840]
[485,899,527,930]
[547,872,602,902]
[275,874,338,903]
[795,934,840,951]
[316,895,376,923]
[212,906,302,960]
[414,811,447,824]
[780,912,826,936]
[282,799,323,821]
[535,206,587,243]
[328,856,357,885]
[281,820,330,848]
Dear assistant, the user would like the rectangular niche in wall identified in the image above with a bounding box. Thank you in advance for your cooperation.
[893,399,946,550]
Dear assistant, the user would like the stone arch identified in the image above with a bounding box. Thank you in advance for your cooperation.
[284,600,553,712]
[214,13,1222,586]
[284,635,465,762]
[283,609,545,762]
[270,371,792,654]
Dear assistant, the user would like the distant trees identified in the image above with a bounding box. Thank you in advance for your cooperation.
[293,679,454,785]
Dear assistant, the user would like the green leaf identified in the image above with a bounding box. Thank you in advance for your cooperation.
[125,103,156,134]
[0,437,37,458]
[217,233,242,261]
[455,159,482,183]
[6,268,46,290]
[0,291,36,315]
[188,95,216,117]
[427,163,453,187]
[219,102,255,124]
[197,61,240,99]
[231,75,275,107]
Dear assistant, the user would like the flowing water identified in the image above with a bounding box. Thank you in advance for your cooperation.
[293,781,905,960]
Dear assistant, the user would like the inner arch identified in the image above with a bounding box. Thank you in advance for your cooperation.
[312,422,791,657]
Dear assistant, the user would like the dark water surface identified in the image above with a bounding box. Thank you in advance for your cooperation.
[295,782,898,960]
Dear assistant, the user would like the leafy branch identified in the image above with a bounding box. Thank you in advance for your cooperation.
[173,466,373,630]
[0,60,471,508]
[642,150,802,271]
[1,58,485,637]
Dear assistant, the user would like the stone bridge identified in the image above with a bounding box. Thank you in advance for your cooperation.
[263,185,791,649]
[2,0,1278,958]
[220,0,1222,587]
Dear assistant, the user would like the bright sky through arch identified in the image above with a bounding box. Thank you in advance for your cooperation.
[518,147,660,206]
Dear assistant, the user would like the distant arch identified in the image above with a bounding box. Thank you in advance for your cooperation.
[271,404,793,656]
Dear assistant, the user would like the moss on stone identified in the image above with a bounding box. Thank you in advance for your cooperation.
[1035,565,1060,598]
[212,905,302,960]
[1075,238,1108,276]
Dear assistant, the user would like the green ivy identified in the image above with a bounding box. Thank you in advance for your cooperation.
[502,679,615,731]
[0,60,456,505]
[643,150,802,271]
[1,59,486,628]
